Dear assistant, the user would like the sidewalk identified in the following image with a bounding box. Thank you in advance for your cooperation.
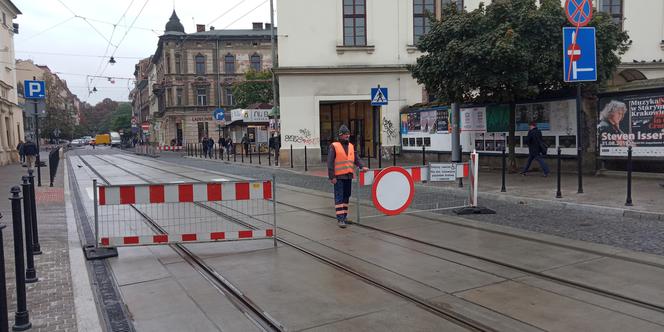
[181,153,664,219]
[0,156,77,331]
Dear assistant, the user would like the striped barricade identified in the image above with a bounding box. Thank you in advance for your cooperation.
[158,145,183,152]
[93,179,277,248]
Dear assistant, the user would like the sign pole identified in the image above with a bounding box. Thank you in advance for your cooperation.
[34,103,41,187]
[576,84,583,193]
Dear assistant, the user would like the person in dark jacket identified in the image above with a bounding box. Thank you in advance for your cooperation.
[227,137,234,155]
[327,125,368,228]
[521,122,550,176]
[23,139,38,170]
[17,140,25,164]
[201,137,209,158]
[241,134,250,156]
[207,136,215,158]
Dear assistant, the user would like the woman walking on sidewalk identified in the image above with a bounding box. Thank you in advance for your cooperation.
[328,125,368,228]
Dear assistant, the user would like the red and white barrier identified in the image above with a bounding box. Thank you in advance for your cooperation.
[159,145,183,151]
[100,229,274,247]
[98,181,272,205]
[360,166,430,186]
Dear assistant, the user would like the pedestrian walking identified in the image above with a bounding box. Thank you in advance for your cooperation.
[327,125,368,228]
[241,134,250,156]
[202,137,209,158]
[227,137,234,155]
[521,122,550,177]
[23,139,38,170]
[17,140,25,164]
[218,137,226,155]
[207,136,215,158]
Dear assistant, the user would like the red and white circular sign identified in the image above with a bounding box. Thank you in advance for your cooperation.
[371,167,414,216]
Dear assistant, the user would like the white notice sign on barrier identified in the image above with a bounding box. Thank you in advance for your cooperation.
[429,163,457,182]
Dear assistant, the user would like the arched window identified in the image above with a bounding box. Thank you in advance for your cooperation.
[175,54,181,74]
[195,54,205,75]
[224,54,235,74]
[250,54,261,71]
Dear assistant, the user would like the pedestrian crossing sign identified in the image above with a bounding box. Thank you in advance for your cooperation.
[371,87,388,106]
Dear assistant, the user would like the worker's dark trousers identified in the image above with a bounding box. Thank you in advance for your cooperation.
[334,178,352,221]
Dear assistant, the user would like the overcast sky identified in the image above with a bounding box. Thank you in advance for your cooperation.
[13,0,276,104]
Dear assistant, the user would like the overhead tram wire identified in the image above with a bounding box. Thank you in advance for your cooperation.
[18,16,77,43]
[206,0,249,26]
[222,0,269,30]
[16,51,144,60]
[92,0,137,88]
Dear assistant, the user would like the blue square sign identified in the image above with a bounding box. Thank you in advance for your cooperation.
[24,80,46,99]
[371,87,388,106]
[563,27,597,82]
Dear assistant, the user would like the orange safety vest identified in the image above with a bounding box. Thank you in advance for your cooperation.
[332,142,355,176]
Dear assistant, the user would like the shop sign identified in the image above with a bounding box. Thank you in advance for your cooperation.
[191,116,213,122]
[231,109,270,123]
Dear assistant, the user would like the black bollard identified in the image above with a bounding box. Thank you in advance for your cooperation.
[290,145,293,168]
[458,146,464,188]
[36,154,42,187]
[241,149,245,163]
[220,145,223,160]
[0,220,8,332]
[367,145,371,169]
[422,145,426,166]
[258,147,262,165]
[21,177,37,283]
[556,147,562,198]
[215,145,218,159]
[501,147,507,193]
[393,145,396,167]
[10,187,31,331]
[268,148,272,166]
[27,170,41,255]
[233,146,237,162]
[249,148,253,164]
[378,144,382,169]
[626,146,633,206]
[304,146,308,172]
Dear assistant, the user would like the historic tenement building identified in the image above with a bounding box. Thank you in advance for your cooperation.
[0,0,20,165]
[143,10,275,146]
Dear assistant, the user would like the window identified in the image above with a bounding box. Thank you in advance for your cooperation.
[175,54,181,74]
[343,0,366,46]
[600,0,623,27]
[197,88,207,105]
[441,0,463,11]
[224,54,235,74]
[225,87,234,106]
[166,88,172,106]
[176,88,183,106]
[165,55,171,74]
[250,54,261,71]
[195,55,205,75]
[414,0,435,42]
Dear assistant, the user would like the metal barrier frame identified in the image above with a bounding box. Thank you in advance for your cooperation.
[93,179,277,248]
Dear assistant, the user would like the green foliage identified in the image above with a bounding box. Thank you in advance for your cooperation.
[409,0,630,104]
[110,102,132,132]
[231,70,273,108]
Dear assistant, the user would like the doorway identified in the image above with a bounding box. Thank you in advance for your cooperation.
[319,101,374,157]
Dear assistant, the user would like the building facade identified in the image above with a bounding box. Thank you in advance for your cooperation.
[0,0,20,165]
[145,11,275,146]
[277,0,664,167]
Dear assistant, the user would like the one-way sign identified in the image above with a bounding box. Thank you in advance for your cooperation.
[371,87,388,106]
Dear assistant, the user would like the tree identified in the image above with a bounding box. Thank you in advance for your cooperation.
[408,0,630,169]
[110,102,132,132]
[231,70,273,108]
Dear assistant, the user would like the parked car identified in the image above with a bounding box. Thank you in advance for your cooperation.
[71,139,86,147]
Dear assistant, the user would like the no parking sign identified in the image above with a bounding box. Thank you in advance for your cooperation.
[371,167,415,216]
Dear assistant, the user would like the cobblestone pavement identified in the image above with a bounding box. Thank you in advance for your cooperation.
[0,159,77,332]
[139,150,664,256]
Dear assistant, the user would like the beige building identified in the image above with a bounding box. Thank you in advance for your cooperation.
[0,0,20,165]
[144,11,276,146]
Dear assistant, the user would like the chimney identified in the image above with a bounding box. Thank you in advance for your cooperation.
[210,26,215,31]
[252,22,263,30]
[264,23,272,30]
[196,24,205,32]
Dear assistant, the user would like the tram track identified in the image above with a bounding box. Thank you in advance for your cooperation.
[105,153,664,319]
[84,153,664,326]
[84,153,498,331]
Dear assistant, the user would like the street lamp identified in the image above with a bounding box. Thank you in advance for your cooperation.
[109,56,116,65]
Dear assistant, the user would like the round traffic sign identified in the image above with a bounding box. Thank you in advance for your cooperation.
[371,167,414,216]
[567,43,581,61]
[565,0,593,27]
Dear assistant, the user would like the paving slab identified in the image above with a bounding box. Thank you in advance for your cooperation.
[456,281,664,332]
[544,257,664,307]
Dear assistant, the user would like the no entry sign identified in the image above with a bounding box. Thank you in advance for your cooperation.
[371,167,414,216]
[565,0,593,27]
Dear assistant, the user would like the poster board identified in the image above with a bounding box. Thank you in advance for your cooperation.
[598,91,664,157]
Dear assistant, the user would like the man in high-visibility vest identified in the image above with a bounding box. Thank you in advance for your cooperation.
[327,125,368,228]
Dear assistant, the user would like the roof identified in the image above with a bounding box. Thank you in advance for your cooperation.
[189,28,276,38]
[3,0,21,15]
[165,10,185,33]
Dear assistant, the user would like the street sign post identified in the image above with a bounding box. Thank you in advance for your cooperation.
[563,27,597,82]
[213,108,225,121]
[370,86,388,106]
[24,79,46,186]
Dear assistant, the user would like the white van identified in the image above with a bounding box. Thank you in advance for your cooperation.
[109,132,121,147]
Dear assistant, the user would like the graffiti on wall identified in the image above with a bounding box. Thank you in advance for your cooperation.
[383,117,397,141]
[284,128,320,145]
